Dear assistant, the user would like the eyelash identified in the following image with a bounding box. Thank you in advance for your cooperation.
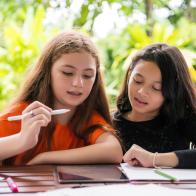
[152,87,161,91]
[62,72,93,79]
[133,79,161,91]
[133,78,143,84]
[63,72,73,76]
[83,75,92,79]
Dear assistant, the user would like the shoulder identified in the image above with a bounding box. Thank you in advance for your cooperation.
[178,111,196,126]
[87,111,109,125]
[86,111,115,144]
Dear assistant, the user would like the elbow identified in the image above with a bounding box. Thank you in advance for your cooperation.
[108,142,123,164]
[114,148,123,164]
[112,156,123,164]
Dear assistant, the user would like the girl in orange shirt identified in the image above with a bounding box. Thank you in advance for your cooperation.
[0,31,123,166]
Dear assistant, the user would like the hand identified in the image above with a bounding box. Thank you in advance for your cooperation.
[123,144,154,168]
[19,101,52,150]
[27,153,46,165]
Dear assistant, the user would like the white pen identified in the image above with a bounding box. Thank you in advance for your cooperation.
[7,109,70,121]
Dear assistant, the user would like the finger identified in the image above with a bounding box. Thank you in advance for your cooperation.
[123,150,131,160]
[31,117,50,128]
[132,159,140,166]
[22,112,51,125]
[127,159,140,167]
[126,158,136,166]
[123,154,135,163]
[22,101,52,114]
[131,144,143,151]
[126,160,134,166]
[123,150,135,162]
[30,107,52,121]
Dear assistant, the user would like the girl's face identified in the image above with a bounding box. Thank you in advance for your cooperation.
[128,60,164,119]
[51,51,96,109]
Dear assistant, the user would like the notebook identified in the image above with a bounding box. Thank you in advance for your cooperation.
[121,163,196,184]
[56,165,129,184]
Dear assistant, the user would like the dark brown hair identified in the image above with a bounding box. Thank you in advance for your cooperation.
[117,43,196,124]
[5,31,112,164]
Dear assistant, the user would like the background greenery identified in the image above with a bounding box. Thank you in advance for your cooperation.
[0,0,195,109]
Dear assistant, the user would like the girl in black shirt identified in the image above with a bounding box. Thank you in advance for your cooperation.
[113,43,196,168]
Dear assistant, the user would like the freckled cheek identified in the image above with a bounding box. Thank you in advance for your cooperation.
[51,77,69,92]
[56,76,73,89]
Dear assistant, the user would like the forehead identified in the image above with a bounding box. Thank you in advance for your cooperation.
[132,60,162,80]
[53,52,96,70]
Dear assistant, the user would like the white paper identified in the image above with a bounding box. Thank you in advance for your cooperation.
[37,184,196,196]
[121,163,196,181]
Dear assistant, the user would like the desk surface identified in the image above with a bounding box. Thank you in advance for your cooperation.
[1,165,196,195]
[0,165,124,195]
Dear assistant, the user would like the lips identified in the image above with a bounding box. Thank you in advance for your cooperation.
[134,97,148,105]
[67,91,82,96]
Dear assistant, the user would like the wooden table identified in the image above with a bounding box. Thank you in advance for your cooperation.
[1,165,196,195]
[0,165,118,195]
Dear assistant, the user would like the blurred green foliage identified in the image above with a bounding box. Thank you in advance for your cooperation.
[0,5,58,108]
[0,0,195,109]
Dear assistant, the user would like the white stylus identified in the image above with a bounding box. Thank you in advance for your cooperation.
[7,109,70,121]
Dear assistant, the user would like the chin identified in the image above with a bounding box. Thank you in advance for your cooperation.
[66,101,84,108]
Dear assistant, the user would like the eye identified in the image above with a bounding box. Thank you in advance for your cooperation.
[62,71,73,76]
[82,75,93,79]
[152,86,161,91]
[133,78,143,84]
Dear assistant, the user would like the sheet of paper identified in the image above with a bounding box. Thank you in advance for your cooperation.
[37,184,196,196]
[121,163,196,181]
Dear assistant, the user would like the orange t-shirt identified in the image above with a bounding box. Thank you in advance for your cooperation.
[0,102,113,165]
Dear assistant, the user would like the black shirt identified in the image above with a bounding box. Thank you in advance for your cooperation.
[175,149,196,169]
[113,112,196,167]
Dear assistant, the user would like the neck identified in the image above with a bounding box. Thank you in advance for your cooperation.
[52,102,76,125]
[126,110,159,122]
[53,108,75,125]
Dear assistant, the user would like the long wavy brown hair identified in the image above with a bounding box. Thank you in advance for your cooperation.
[117,43,196,124]
[5,31,112,165]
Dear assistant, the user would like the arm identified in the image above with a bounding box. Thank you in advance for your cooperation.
[180,113,196,145]
[123,144,179,168]
[0,101,52,161]
[175,149,196,169]
[27,132,123,165]
[0,133,25,160]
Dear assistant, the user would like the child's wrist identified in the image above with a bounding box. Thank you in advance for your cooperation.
[14,133,27,153]
[152,152,160,168]
[18,132,32,151]
[152,152,179,168]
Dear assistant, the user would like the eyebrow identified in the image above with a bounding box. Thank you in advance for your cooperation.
[62,64,95,72]
[134,73,161,84]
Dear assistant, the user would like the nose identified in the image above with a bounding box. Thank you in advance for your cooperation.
[137,87,148,97]
[72,76,83,88]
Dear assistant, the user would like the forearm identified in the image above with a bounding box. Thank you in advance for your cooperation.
[155,152,179,168]
[0,133,25,160]
[38,142,122,164]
